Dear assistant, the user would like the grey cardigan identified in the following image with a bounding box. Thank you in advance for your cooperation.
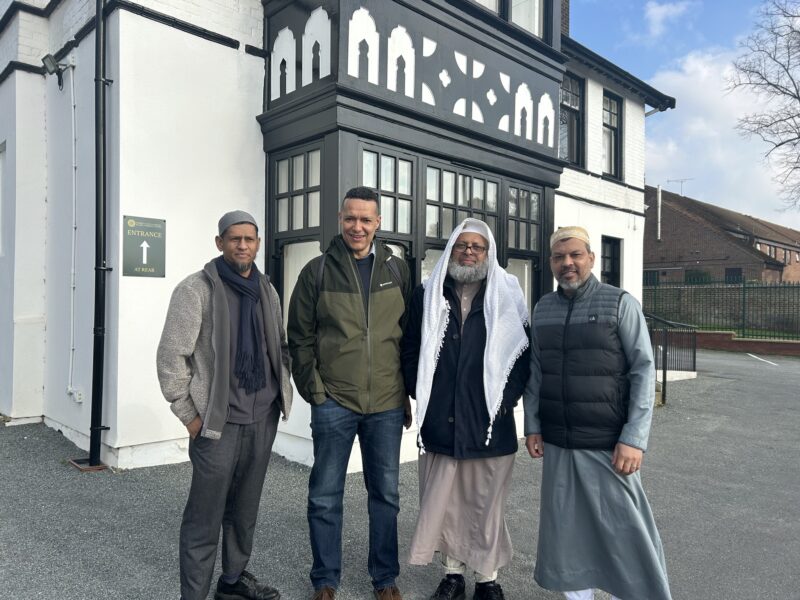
[156,260,293,439]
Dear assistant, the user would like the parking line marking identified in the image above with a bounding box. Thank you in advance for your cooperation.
[747,353,778,366]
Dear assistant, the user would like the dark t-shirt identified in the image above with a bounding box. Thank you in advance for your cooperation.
[223,283,279,424]
[354,253,374,313]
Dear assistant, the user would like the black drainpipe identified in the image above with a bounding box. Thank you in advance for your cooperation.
[89,0,111,466]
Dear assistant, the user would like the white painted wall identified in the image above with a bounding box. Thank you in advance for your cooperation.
[110,11,266,464]
[0,70,47,420]
[34,10,266,466]
[43,30,100,442]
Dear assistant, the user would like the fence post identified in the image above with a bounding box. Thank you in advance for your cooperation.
[661,328,668,405]
[740,279,747,337]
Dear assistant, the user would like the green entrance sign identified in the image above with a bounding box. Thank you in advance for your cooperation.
[123,216,166,277]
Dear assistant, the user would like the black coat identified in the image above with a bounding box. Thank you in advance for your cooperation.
[401,278,531,459]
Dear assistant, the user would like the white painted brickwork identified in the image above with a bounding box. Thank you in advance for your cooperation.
[48,0,95,55]
[0,0,49,15]
[46,0,263,54]
[136,0,263,47]
[17,12,49,64]
[558,65,647,213]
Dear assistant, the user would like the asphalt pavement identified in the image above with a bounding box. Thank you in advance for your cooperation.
[1,349,798,599]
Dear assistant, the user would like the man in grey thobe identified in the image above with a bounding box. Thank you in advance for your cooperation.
[523,226,671,600]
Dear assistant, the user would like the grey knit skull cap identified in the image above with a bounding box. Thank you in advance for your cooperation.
[218,210,258,236]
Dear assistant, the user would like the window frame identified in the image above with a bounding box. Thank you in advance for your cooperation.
[600,235,621,287]
[271,142,323,237]
[602,90,623,180]
[559,72,584,167]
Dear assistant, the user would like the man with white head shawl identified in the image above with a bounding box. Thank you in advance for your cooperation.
[523,226,671,600]
[401,218,530,600]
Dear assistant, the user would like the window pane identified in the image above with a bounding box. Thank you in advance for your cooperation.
[308,191,320,227]
[292,155,304,191]
[308,150,321,187]
[603,128,614,174]
[506,258,532,316]
[457,209,469,225]
[520,222,528,249]
[509,187,518,216]
[421,248,444,281]
[363,151,378,188]
[442,207,454,238]
[530,192,540,220]
[530,225,538,251]
[519,189,529,218]
[457,174,469,206]
[472,178,484,209]
[398,199,412,234]
[283,242,323,330]
[399,160,412,195]
[277,159,289,194]
[278,197,289,231]
[381,196,395,231]
[292,195,304,230]
[508,221,517,248]
[511,0,544,37]
[486,215,496,237]
[426,204,439,237]
[426,167,440,201]
[443,171,455,204]
[486,182,498,212]
[381,155,395,192]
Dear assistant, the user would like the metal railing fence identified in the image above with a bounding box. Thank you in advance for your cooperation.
[643,281,800,341]
[645,313,697,404]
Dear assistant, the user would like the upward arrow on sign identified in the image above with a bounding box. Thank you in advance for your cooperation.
[140,240,150,265]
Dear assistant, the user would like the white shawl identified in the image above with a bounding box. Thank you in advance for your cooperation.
[415,218,529,449]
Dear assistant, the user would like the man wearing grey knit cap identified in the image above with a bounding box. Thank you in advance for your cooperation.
[523,226,671,600]
[157,210,293,600]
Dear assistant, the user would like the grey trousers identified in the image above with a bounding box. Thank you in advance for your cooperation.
[179,404,280,600]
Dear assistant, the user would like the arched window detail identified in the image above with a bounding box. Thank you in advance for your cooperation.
[537,93,555,147]
[387,25,415,98]
[514,83,534,141]
[271,27,296,100]
[302,7,331,86]
[347,8,380,84]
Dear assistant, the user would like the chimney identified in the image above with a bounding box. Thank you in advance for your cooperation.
[562,0,570,35]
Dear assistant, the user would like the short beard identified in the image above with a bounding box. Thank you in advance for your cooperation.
[448,258,488,283]
[227,258,253,274]
[557,272,588,291]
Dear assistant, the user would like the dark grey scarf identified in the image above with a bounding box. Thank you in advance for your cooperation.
[214,256,266,394]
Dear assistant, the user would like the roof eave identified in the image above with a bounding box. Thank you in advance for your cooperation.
[562,35,676,111]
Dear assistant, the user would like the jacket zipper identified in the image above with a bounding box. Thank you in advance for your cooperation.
[348,255,374,412]
[562,296,575,447]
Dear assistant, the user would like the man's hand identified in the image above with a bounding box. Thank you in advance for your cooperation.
[186,415,203,440]
[612,442,643,476]
[526,434,544,458]
[403,396,413,430]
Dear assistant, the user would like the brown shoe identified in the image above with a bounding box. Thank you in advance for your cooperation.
[312,586,335,600]
[373,585,402,600]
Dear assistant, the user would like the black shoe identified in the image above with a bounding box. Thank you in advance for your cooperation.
[430,575,466,600]
[215,570,281,600]
[472,581,504,600]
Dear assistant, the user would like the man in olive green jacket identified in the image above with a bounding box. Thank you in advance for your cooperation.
[288,187,411,600]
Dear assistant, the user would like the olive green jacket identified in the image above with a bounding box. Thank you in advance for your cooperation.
[287,235,411,414]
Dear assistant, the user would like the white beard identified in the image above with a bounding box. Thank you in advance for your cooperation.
[448,258,488,283]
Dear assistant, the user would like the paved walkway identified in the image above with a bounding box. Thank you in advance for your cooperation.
[1,349,798,599]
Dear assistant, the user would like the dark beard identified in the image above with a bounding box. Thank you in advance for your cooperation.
[447,258,488,283]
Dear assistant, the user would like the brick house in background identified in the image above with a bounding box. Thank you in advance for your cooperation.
[643,186,800,284]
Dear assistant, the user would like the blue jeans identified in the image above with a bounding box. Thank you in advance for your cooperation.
[308,399,403,591]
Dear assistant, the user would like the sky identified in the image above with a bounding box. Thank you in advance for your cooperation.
[570,0,800,231]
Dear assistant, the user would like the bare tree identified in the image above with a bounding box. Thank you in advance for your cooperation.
[730,0,800,210]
